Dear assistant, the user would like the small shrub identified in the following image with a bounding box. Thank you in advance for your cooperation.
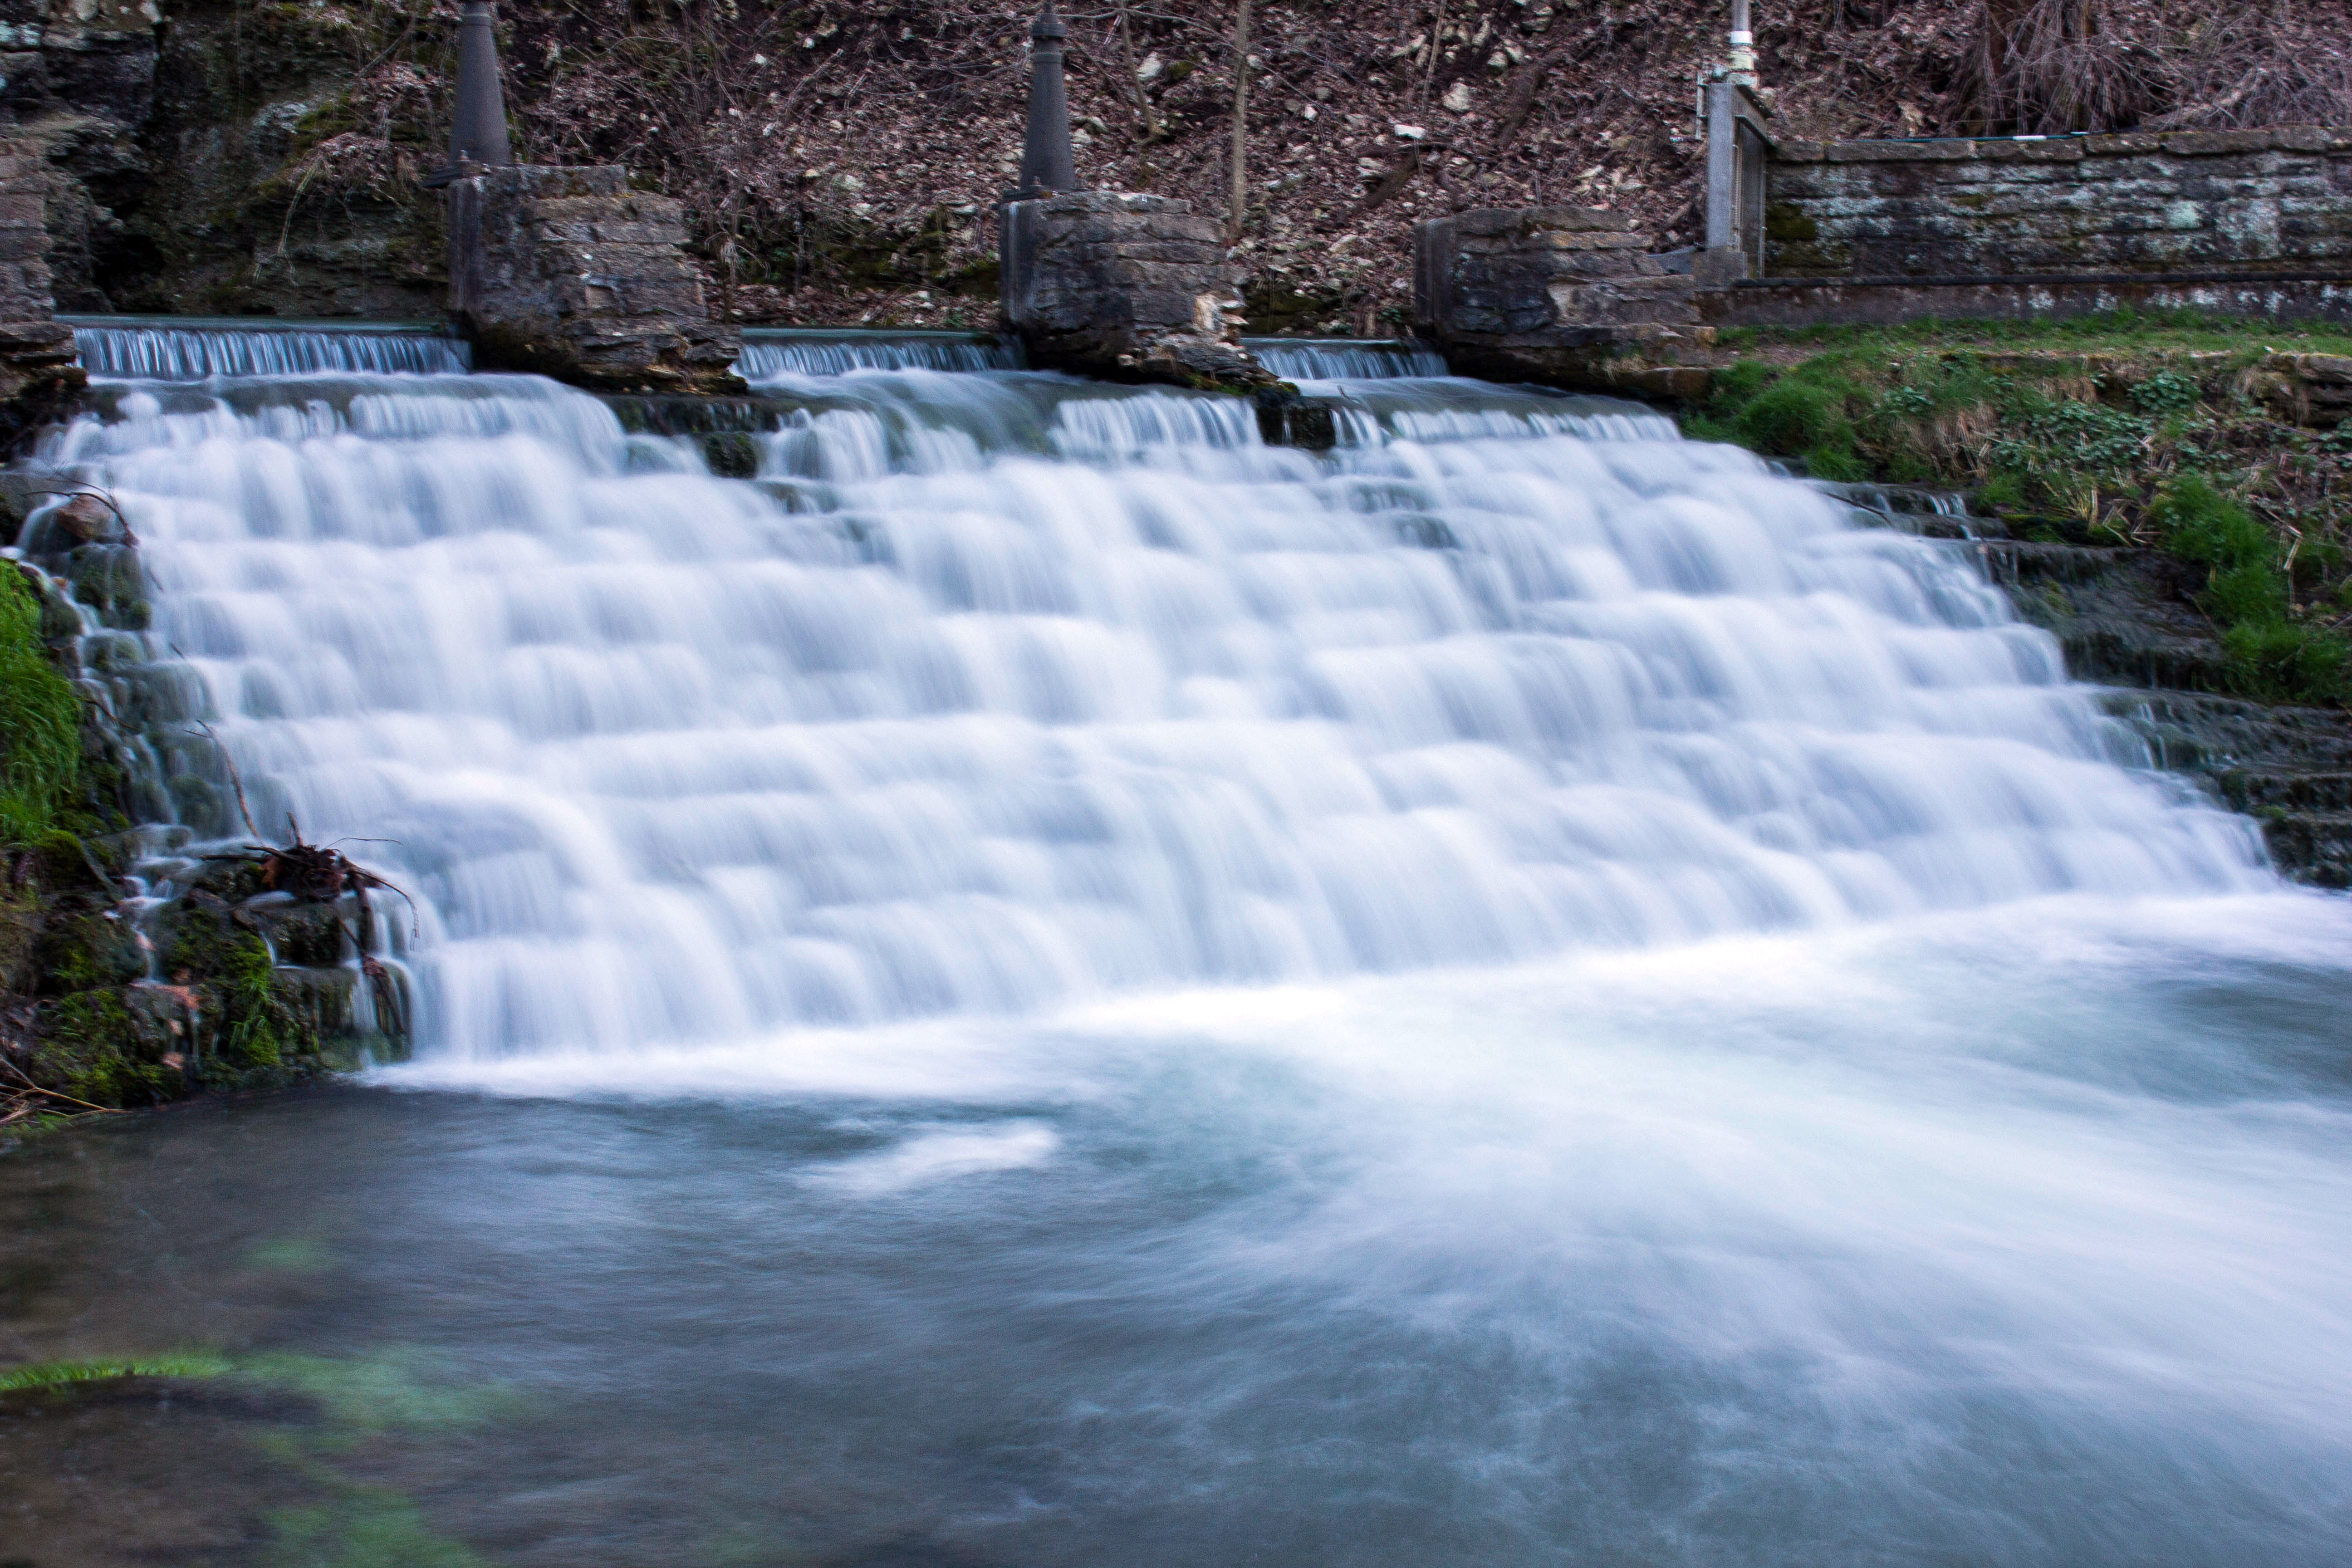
[1804,442,1868,483]
[2130,368,2204,417]
[2204,562,2288,626]
[2153,476,2269,571]
[1876,384,1936,423]
[1978,470,2027,513]
[1736,381,1841,455]
[2223,620,2351,705]
[1708,359,1770,409]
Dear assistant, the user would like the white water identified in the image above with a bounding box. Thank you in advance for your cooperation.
[32,359,2268,1062]
[66,316,471,379]
[23,343,2352,1562]
[735,328,1022,377]
[1247,337,1452,380]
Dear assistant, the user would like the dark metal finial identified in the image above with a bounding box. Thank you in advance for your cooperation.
[1016,2,1077,198]
[450,0,513,169]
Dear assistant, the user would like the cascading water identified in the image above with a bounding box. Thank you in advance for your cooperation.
[13,331,2351,1568]
[36,351,2264,1059]
[1246,337,1452,380]
[66,315,472,379]
[735,327,1024,377]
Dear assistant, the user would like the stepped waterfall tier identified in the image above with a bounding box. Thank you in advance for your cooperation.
[64,316,473,379]
[44,352,2264,1057]
[6,328,2351,1566]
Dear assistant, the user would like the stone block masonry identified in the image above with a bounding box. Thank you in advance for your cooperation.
[1712,127,2352,329]
[447,165,741,395]
[1001,191,1274,391]
[1414,207,1712,397]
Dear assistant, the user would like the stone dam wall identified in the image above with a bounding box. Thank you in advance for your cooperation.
[1715,127,2352,328]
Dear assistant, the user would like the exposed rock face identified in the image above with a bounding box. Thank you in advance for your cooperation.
[0,0,157,313]
[1001,191,1274,391]
[0,134,79,446]
[447,165,741,394]
[1413,206,1713,398]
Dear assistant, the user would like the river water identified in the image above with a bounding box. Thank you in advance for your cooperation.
[3,330,2347,1566]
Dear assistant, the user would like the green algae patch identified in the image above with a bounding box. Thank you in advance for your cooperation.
[267,1488,491,1568]
[244,1350,520,1567]
[4,1346,517,1563]
[242,1234,338,1275]
[240,1349,523,1436]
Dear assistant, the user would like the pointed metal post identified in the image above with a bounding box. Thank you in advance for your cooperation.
[1017,3,1077,197]
[450,0,513,169]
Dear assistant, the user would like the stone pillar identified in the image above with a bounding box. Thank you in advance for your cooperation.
[1001,191,1273,390]
[446,165,742,395]
[1413,206,1712,398]
[0,137,81,446]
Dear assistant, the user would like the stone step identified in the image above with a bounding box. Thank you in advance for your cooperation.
[2215,770,2352,813]
[2257,811,2352,889]
[2103,691,2352,772]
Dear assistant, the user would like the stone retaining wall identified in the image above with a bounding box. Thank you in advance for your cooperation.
[1762,127,2352,282]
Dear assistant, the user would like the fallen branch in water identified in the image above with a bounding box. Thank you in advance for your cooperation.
[201,814,422,941]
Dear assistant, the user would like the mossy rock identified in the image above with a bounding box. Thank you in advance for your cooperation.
[60,544,151,632]
[30,906,145,996]
[29,987,184,1107]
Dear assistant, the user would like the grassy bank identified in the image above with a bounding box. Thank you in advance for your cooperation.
[1682,311,2352,706]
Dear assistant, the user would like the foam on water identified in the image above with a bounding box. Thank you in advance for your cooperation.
[30,358,2269,1064]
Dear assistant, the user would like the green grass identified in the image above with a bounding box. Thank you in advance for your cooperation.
[0,1352,234,1391]
[1714,306,2352,359]
[0,567,84,842]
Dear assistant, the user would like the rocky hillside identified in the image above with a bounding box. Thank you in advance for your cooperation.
[7,0,2350,328]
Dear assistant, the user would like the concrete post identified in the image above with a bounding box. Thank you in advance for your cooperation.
[1017,4,1077,197]
[1700,80,1771,282]
[450,0,513,169]
[1704,81,1739,255]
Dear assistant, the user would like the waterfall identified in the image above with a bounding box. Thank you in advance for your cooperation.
[735,330,1023,378]
[67,316,471,379]
[1246,338,1453,380]
[33,349,2268,1061]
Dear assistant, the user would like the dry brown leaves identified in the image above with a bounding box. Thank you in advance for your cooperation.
[431,2,2352,323]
